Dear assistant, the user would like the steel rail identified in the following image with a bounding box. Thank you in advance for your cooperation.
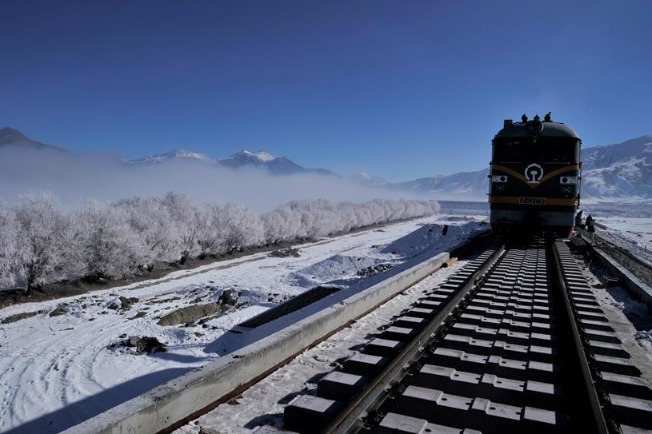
[550,241,610,434]
[321,246,506,434]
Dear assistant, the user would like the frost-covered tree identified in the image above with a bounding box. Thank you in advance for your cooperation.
[260,198,439,244]
[4,191,440,290]
[115,196,177,269]
[13,193,72,291]
[196,202,264,256]
[75,201,143,281]
[301,199,338,237]
[161,192,203,263]
[0,205,19,288]
[197,203,226,256]
[277,200,327,238]
[221,202,264,252]
[333,202,357,233]
[261,205,305,243]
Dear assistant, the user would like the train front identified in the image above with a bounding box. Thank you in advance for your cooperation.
[488,113,582,238]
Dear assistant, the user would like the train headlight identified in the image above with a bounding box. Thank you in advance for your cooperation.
[560,176,578,185]
[492,175,508,183]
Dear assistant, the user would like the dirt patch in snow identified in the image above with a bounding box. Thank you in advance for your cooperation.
[1,310,41,324]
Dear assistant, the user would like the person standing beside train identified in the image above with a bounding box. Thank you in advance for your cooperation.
[586,214,595,242]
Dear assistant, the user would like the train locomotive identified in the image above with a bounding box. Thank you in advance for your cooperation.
[488,113,582,238]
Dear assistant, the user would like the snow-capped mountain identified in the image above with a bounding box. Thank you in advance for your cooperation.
[219,150,305,175]
[219,150,337,176]
[126,148,334,176]
[580,136,652,201]
[127,149,216,165]
[352,171,387,186]
[236,150,277,162]
[1,127,651,204]
[391,170,489,201]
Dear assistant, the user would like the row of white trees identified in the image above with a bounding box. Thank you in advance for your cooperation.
[0,192,439,291]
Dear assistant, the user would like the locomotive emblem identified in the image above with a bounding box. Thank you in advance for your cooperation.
[524,163,544,184]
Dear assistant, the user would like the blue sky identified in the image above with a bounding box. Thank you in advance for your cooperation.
[2,0,651,182]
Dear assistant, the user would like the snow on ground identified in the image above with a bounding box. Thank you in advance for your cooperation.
[176,217,652,434]
[580,202,652,264]
[3,210,652,434]
[178,254,469,434]
[594,216,652,265]
[0,214,487,433]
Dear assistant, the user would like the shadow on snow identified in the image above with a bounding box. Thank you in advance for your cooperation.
[5,368,192,434]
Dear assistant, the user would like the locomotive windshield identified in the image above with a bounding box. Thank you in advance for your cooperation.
[538,141,580,163]
[493,138,579,163]
[493,141,525,162]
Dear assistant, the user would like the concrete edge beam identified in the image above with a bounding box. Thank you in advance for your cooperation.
[589,244,652,311]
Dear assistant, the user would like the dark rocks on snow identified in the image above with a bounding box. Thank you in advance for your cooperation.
[356,263,393,277]
[107,296,139,311]
[218,289,238,305]
[125,336,166,354]
[269,247,300,258]
[49,303,68,317]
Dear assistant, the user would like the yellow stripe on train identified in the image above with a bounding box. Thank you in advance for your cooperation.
[490,164,581,189]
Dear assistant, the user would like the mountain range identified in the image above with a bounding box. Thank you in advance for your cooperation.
[1,127,651,204]
[0,128,328,177]
[127,148,322,176]
[396,135,652,204]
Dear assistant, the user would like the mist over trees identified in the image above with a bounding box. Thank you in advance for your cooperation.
[0,192,440,291]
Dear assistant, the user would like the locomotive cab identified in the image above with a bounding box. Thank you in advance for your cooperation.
[489,113,582,239]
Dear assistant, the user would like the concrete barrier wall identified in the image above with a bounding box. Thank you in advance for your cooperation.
[576,230,652,311]
[591,246,652,310]
[63,251,451,434]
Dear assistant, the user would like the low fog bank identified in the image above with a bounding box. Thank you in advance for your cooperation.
[0,148,431,211]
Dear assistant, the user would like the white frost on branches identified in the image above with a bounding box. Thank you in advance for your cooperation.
[0,192,439,290]
[0,205,19,287]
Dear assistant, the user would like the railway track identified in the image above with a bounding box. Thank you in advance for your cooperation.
[211,238,652,434]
